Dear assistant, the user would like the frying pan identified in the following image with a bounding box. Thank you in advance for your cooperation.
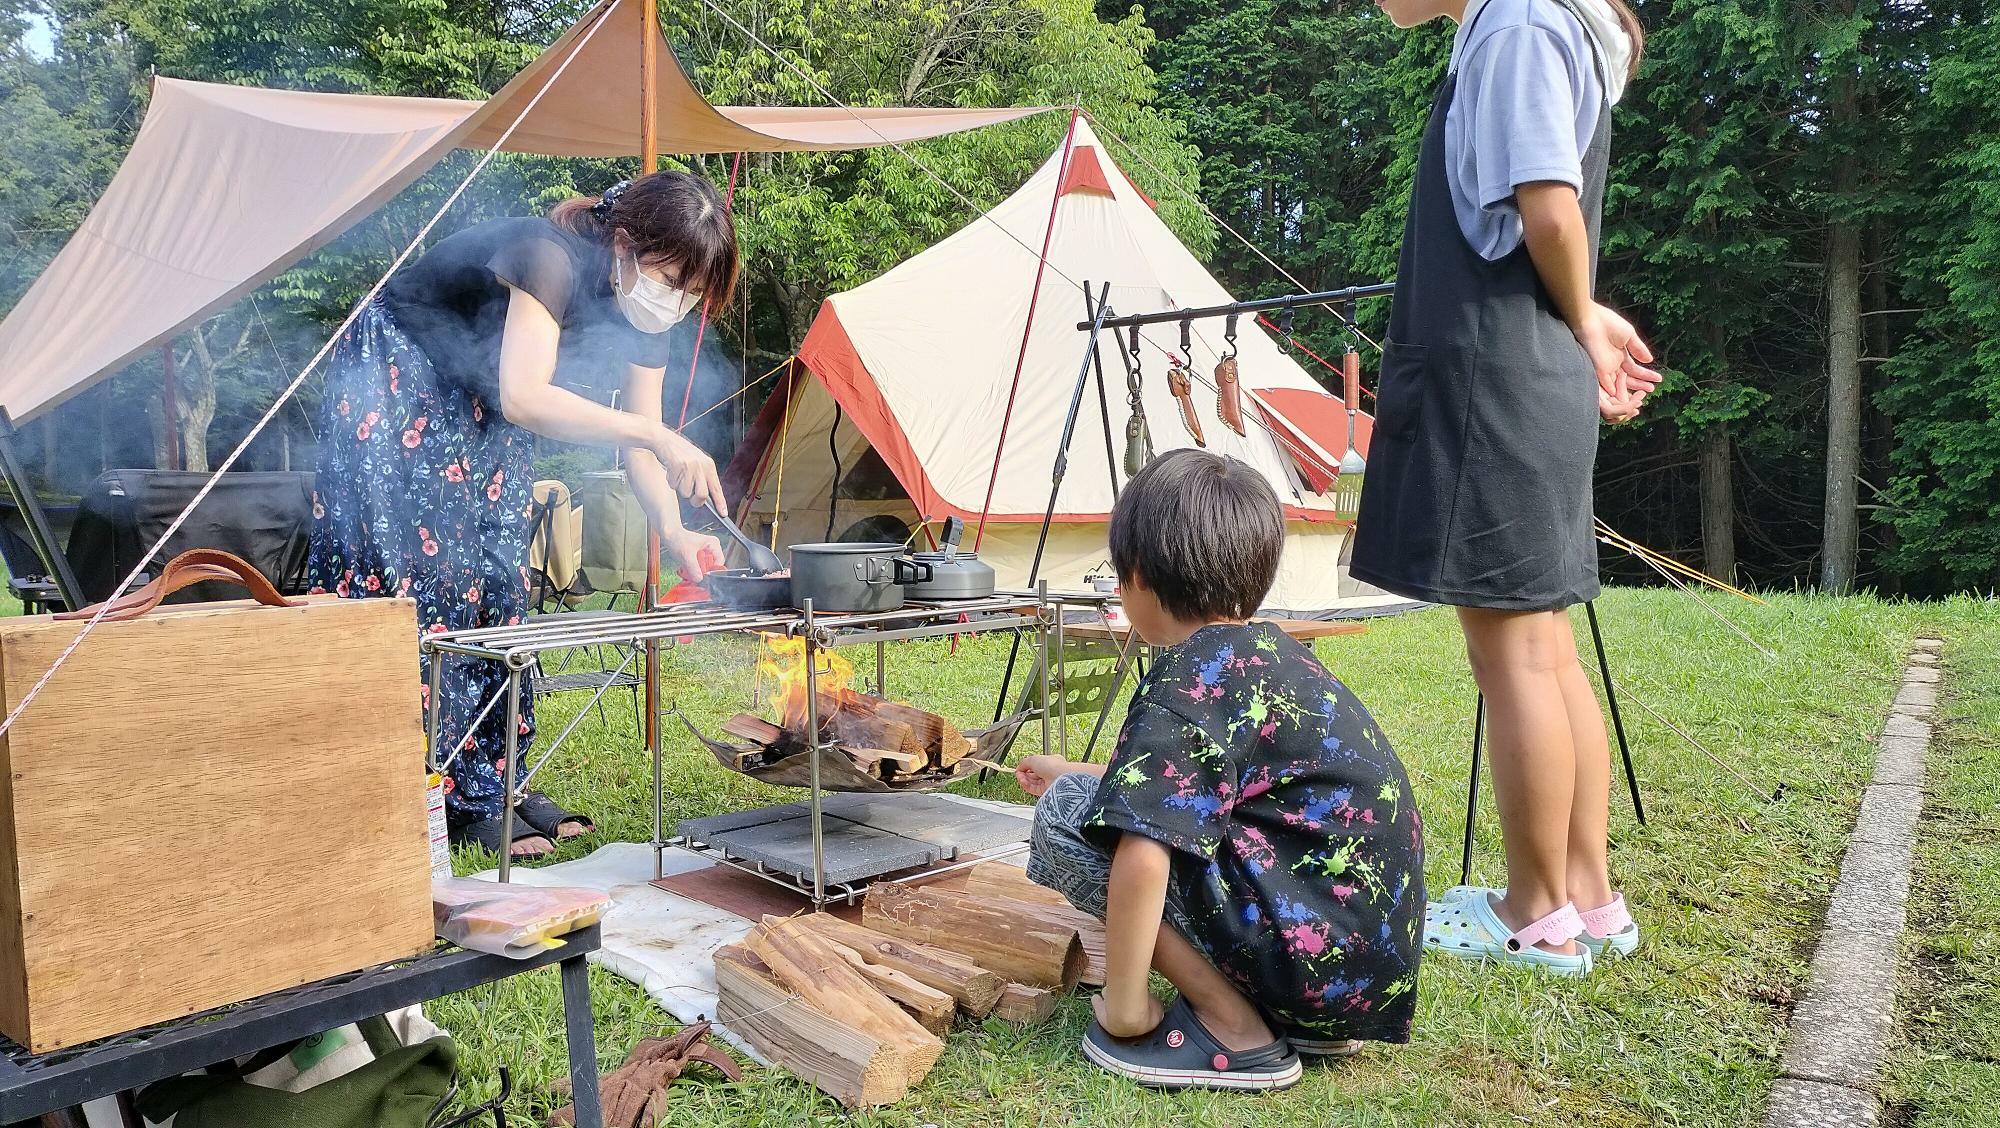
[704,568,792,611]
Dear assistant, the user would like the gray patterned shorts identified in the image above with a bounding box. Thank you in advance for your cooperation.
[1025,772,1197,938]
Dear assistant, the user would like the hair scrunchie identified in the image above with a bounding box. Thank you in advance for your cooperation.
[591,180,633,220]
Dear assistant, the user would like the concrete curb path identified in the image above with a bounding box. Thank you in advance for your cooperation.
[1762,637,1943,1128]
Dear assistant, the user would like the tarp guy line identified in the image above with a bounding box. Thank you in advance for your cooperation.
[0,0,630,744]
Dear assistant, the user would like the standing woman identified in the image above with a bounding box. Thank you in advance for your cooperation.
[1352,0,1660,973]
[310,172,737,860]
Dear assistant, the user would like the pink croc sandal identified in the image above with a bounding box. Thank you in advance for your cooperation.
[1577,894,1641,959]
[1424,893,1594,977]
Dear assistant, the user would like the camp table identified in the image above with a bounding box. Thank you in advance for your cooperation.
[0,925,605,1128]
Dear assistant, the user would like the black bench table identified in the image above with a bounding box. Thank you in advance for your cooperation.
[0,924,604,1128]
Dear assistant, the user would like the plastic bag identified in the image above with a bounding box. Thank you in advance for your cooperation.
[432,878,611,959]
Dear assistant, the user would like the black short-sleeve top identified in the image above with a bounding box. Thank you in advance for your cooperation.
[380,217,675,402]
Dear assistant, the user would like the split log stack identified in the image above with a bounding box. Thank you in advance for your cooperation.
[709,862,1108,1109]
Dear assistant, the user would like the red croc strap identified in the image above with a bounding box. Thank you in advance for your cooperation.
[1504,903,1586,952]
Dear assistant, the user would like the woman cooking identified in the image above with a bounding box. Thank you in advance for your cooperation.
[309,171,736,860]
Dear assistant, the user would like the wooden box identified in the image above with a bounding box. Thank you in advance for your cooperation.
[0,592,435,1052]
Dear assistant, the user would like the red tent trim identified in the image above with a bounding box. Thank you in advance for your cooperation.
[1251,387,1375,495]
[1057,146,1115,199]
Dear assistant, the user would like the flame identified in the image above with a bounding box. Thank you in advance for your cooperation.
[756,636,856,731]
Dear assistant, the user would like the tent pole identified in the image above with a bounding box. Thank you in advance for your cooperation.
[641,0,663,759]
[972,108,1083,553]
[0,408,83,610]
[991,281,1113,725]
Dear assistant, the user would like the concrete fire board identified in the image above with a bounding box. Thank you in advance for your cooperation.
[704,814,943,885]
[677,803,813,839]
[818,792,1034,857]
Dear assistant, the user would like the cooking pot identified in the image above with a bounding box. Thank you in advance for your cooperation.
[902,517,996,600]
[787,542,931,613]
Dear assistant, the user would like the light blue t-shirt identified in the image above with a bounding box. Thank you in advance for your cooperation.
[1445,0,1613,260]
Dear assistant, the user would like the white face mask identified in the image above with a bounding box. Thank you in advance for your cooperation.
[612,253,697,334]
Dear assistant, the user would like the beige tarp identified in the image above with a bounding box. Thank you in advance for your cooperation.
[0,0,1046,423]
[736,120,1404,615]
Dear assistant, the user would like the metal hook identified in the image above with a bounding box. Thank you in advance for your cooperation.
[1127,324,1143,359]
[1177,317,1193,366]
[1278,306,1296,340]
[1223,312,1239,359]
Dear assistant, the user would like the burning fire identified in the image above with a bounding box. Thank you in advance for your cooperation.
[756,636,856,731]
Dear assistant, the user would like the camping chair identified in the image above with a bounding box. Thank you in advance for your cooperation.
[527,479,587,614]
[525,478,643,727]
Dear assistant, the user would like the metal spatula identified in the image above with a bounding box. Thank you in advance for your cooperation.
[703,502,785,574]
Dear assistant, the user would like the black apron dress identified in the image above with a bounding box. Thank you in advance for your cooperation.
[1350,0,1612,612]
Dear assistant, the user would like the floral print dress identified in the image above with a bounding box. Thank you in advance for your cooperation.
[307,298,536,829]
[1083,621,1425,1043]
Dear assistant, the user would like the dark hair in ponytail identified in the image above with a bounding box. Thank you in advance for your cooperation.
[550,170,740,312]
[1607,0,1644,81]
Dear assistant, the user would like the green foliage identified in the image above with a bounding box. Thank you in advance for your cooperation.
[668,0,1208,341]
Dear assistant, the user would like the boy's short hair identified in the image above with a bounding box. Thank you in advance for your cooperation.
[1108,449,1284,621]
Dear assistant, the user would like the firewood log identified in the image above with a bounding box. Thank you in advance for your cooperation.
[931,864,1106,986]
[793,914,1006,1016]
[770,919,955,1036]
[713,945,913,1109]
[722,713,785,746]
[991,983,1057,1024]
[741,922,944,1080]
[863,883,1086,989]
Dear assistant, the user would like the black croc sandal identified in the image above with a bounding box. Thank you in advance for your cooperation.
[1081,997,1302,1091]
[452,814,555,860]
[516,791,596,840]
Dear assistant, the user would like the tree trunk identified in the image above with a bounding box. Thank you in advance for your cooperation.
[1699,425,1736,583]
[1821,212,1863,592]
[1820,64,1864,593]
[178,331,220,474]
[1697,240,1737,582]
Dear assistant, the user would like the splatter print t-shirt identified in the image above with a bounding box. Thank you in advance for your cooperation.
[1083,621,1424,1043]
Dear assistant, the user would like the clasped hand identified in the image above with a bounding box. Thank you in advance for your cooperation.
[1576,303,1661,424]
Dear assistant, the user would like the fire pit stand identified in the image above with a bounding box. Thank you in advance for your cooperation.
[422,587,1062,901]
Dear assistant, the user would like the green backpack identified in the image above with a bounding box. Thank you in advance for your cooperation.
[137,1016,457,1128]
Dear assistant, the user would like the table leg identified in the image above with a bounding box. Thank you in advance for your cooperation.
[560,954,603,1128]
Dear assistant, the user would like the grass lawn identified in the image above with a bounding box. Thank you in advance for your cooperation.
[411,586,1998,1127]
[1884,615,2000,1126]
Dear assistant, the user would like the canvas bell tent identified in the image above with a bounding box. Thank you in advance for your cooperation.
[725,119,1407,617]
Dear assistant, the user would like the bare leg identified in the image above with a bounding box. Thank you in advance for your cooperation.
[1151,925,1274,1052]
[1457,607,1579,954]
[1554,616,1615,912]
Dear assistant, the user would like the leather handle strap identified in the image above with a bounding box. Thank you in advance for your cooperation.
[55,548,300,623]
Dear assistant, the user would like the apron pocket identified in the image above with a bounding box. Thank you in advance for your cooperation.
[1374,339,1430,439]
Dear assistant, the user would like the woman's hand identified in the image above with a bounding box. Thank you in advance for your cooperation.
[648,426,727,513]
[1575,304,1661,424]
[660,526,725,583]
[1092,990,1164,1040]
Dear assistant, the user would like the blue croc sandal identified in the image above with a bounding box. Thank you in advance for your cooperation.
[1424,892,1594,977]
[1082,997,1303,1091]
[1578,894,1641,959]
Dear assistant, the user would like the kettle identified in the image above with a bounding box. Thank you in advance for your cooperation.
[903,516,997,600]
